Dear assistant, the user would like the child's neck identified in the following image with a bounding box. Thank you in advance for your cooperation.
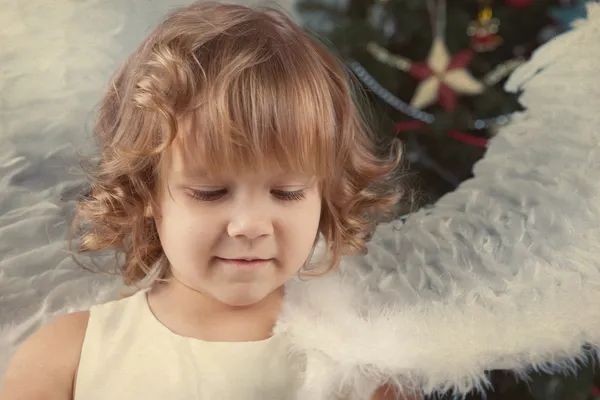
[147,280,284,342]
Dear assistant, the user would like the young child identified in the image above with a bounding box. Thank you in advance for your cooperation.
[0,1,416,399]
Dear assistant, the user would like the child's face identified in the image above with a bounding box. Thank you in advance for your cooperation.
[152,146,322,307]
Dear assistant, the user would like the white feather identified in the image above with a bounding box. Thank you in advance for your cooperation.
[277,3,600,398]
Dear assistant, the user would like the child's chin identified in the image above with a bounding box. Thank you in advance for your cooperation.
[215,288,273,308]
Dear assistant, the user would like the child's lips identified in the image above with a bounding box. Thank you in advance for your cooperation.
[217,257,272,268]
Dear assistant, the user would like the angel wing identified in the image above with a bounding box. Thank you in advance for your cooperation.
[278,3,600,398]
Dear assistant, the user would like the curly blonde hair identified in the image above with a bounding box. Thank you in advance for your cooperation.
[69,1,406,286]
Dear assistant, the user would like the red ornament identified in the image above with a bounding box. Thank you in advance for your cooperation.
[467,5,503,52]
[408,45,479,112]
[394,121,488,148]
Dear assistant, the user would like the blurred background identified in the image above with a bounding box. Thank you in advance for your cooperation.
[294,0,598,399]
[297,0,589,203]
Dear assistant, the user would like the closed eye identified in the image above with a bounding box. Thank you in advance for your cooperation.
[187,188,227,201]
[271,189,306,201]
[186,189,306,202]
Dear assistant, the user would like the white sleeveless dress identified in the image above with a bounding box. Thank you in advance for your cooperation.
[74,289,303,400]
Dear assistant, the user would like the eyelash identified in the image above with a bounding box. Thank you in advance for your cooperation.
[187,189,306,202]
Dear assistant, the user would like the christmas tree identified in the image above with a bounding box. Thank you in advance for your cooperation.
[295,0,598,399]
[297,0,589,203]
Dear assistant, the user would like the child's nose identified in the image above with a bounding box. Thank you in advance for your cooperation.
[226,209,274,240]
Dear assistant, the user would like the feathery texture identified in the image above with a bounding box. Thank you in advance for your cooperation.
[276,3,600,398]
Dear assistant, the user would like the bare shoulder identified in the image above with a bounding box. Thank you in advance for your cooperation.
[0,311,90,400]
